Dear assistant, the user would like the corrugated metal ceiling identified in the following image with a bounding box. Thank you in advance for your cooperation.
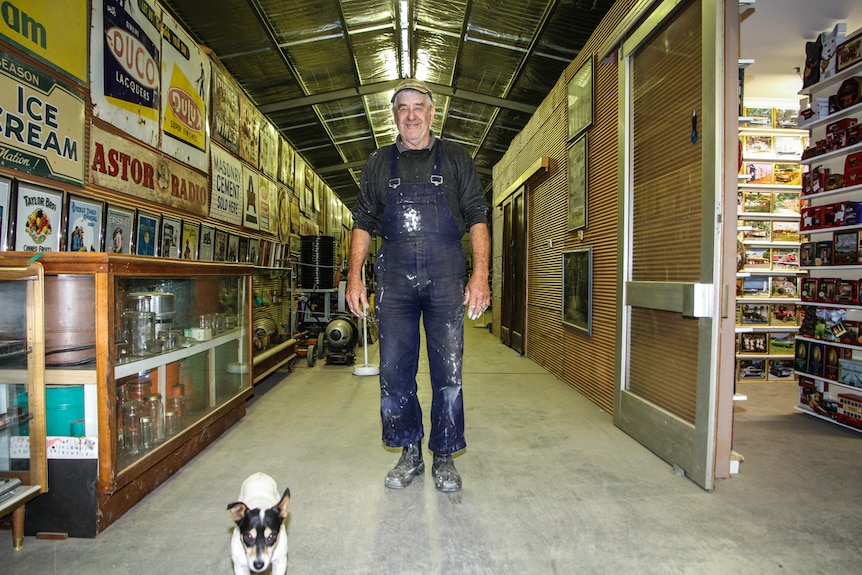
[160,0,615,206]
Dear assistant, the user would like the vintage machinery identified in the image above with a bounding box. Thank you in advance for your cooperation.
[323,317,358,365]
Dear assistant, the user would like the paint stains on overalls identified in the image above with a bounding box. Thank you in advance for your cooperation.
[375,142,467,455]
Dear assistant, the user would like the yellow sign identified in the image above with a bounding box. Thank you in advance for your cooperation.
[0,0,89,83]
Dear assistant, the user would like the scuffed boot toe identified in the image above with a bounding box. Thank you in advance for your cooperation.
[431,454,462,492]
[384,443,424,489]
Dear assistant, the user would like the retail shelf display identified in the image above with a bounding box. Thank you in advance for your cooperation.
[737,107,807,384]
[794,29,862,432]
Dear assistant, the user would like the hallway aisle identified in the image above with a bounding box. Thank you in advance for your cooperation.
[2,320,861,574]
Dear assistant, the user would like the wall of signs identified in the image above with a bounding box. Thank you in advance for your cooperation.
[0,0,351,264]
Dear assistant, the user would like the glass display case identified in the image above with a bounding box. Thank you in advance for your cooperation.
[0,261,47,549]
[0,253,252,535]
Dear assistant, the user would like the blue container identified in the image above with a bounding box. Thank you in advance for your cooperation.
[46,386,85,437]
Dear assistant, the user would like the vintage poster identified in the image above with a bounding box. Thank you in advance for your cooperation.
[180,221,199,260]
[213,228,228,262]
[209,144,243,226]
[135,211,159,256]
[198,224,214,261]
[89,124,208,217]
[239,93,260,167]
[278,137,295,189]
[90,0,161,146]
[259,119,278,179]
[160,10,209,171]
[259,174,278,235]
[210,65,240,154]
[67,196,104,252]
[105,204,134,253]
[0,48,86,185]
[160,215,180,258]
[14,183,63,252]
[242,164,260,231]
[0,0,89,84]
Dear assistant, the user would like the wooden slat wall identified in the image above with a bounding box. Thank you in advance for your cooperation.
[492,0,644,413]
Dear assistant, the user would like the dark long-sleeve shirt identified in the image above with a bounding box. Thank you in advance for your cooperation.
[352,134,488,237]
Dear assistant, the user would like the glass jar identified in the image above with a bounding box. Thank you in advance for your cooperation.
[143,393,164,443]
[166,396,185,419]
[127,375,152,402]
[140,416,154,449]
[122,399,143,455]
[164,409,178,437]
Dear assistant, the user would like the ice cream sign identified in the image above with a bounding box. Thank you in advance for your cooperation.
[0,48,85,184]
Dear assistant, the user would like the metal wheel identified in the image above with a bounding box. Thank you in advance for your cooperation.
[307,344,316,367]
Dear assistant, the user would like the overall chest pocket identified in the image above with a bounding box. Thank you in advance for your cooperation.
[391,191,439,235]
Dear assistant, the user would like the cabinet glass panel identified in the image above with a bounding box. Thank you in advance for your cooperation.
[0,267,42,480]
[113,274,248,470]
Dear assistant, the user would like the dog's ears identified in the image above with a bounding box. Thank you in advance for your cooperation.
[276,488,291,519]
[227,501,248,523]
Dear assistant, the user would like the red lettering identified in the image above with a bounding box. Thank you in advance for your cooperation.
[142,163,154,189]
[91,142,106,173]
[107,148,119,177]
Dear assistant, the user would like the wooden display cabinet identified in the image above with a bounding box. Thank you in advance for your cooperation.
[0,261,48,549]
[0,253,253,535]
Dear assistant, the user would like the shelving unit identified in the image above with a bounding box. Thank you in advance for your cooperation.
[736,120,807,385]
[793,40,862,432]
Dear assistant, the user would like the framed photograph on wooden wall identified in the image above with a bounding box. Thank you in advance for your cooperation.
[180,220,200,260]
[67,195,104,252]
[15,183,63,253]
[136,211,159,256]
[199,224,214,261]
[105,204,134,254]
[214,228,228,262]
[567,55,593,140]
[562,247,592,335]
[161,215,181,258]
[568,134,588,231]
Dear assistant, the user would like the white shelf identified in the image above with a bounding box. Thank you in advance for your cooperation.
[114,328,245,379]
[793,406,862,433]
[800,140,862,166]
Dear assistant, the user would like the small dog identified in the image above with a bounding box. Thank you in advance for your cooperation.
[228,472,291,575]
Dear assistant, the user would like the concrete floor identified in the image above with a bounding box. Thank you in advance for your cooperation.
[2,320,862,574]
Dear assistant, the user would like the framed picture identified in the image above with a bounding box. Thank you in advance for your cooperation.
[180,221,200,260]
[567,55,593,140]
[135,211,159,256]
[67,195,104,252]
[161,215,181,258]
[836,30,862,73]
[15,183,63,252]
[562,247,592,335]
[0,176,10,251]
[247,237,260,265]
[227,233,239,262]
[214,228,228,262]
[199,224,214,261]
[238,235,249,263]
[105,204,134,254]
[568,134,588,231]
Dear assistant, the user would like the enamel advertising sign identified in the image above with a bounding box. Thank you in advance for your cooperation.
[0,0,89,84]
[160,10,209,172]
[90,0,161,146]
[0,47,85,184]
[89,124,208,217]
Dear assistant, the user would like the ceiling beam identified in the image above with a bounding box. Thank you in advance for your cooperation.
[258,80,537,115]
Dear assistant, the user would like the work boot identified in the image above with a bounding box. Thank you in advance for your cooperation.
[431,454,462,492]
[384,442,424,489]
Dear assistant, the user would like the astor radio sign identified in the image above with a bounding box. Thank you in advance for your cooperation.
[0,47,85,184]
[89,124,207,217]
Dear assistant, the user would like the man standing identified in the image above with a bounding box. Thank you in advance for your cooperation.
[346,79,490,492]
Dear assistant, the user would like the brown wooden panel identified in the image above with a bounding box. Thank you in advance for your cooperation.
[627,0,702,424]
[628,307,698,423]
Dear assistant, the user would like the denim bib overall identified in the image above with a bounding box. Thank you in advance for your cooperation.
[374,142,467,456]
